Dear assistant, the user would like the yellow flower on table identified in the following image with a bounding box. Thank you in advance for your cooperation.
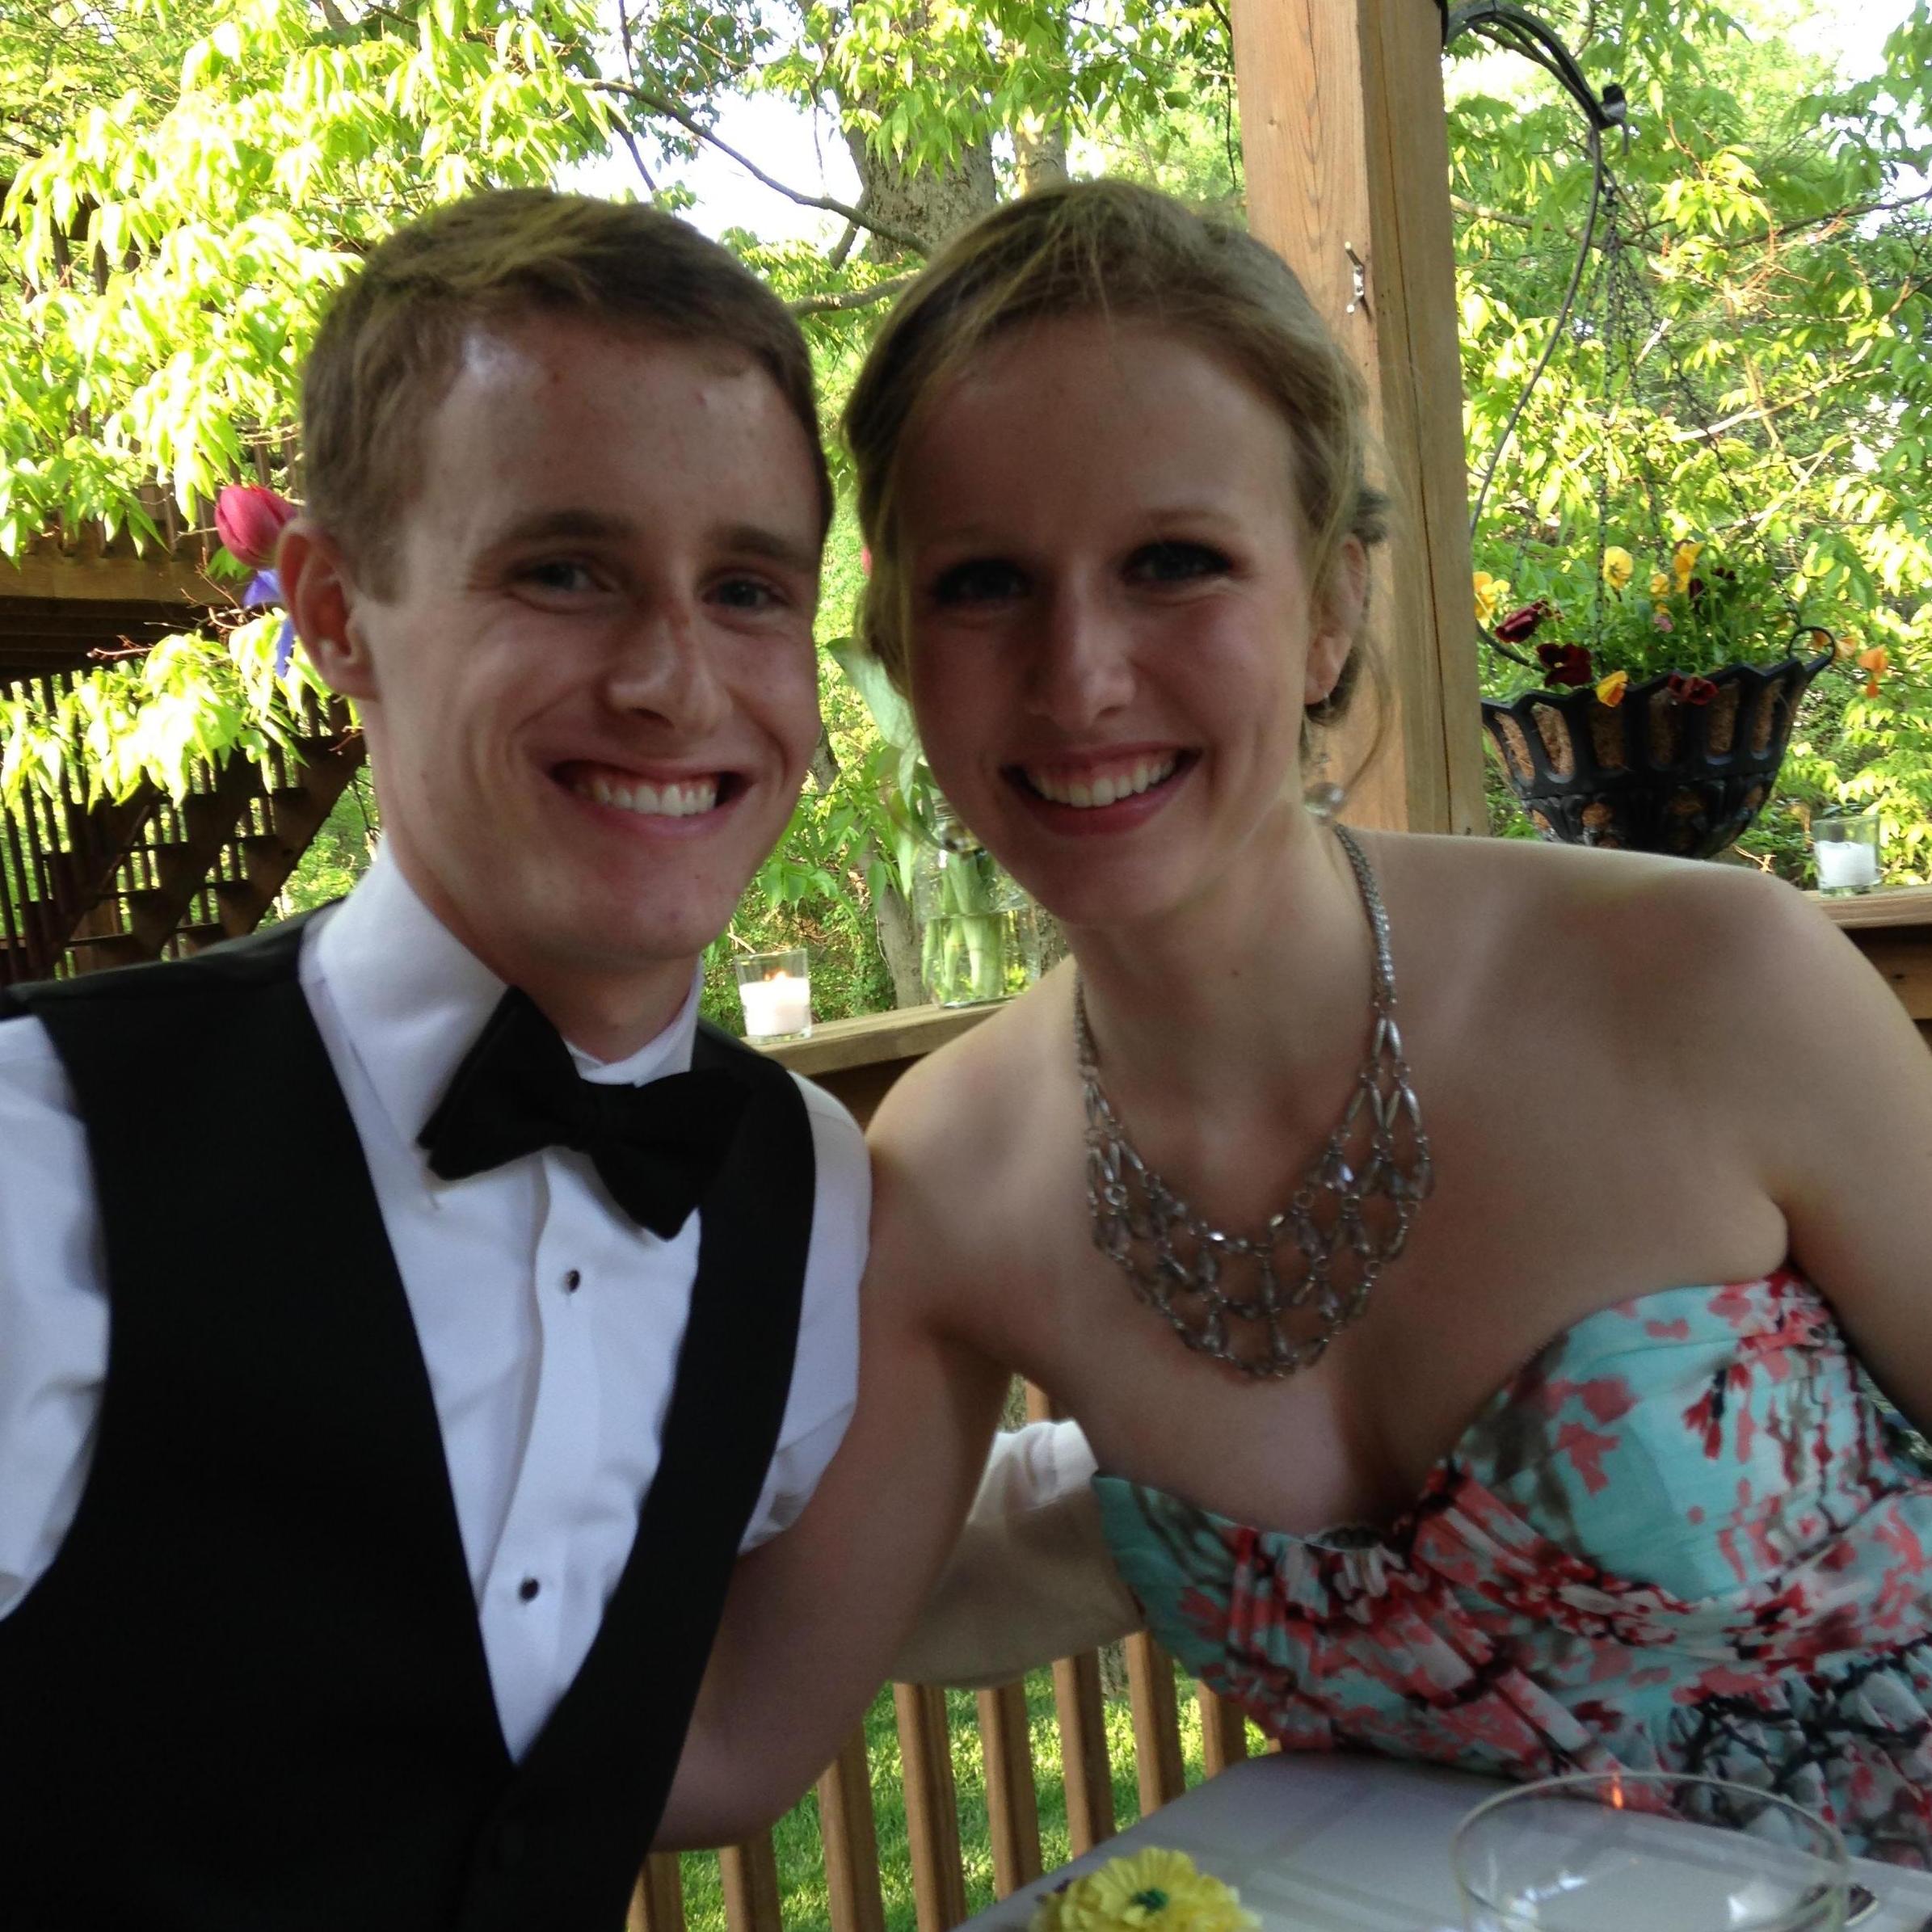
[1030,1850,1258,1932]
[1596,669,1630,707]
[1602,545,1635,590]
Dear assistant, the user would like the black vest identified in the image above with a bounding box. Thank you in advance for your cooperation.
[0,921,815,1932]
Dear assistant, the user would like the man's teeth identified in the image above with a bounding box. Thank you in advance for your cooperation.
[1026,756,1178,809]
[575,775,719,817]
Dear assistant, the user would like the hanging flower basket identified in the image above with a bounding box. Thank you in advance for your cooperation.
[1482,648,1833,859]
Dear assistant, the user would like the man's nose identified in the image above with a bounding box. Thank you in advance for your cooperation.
[604,598,730,734]
[1025,584,1134,731]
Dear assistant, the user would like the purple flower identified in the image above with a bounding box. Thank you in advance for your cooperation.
[1496,600,1553,644]
[1536,642,1595,688]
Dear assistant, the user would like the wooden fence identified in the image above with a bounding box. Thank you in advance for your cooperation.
[629,1375,1255,1932]
[629,1646,1255,1932]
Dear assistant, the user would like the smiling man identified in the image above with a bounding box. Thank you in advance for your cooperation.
[0,192,867,1932]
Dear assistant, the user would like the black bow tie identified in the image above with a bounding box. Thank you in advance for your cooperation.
[419,989,748,1240]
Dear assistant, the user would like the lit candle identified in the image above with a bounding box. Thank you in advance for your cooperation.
[1816,839,1879,892]
[738,970,812,1040]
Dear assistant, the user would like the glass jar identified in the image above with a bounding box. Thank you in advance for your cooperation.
[913,833,1014,1007]
[994,872,1069,987]
[911,806,1065,1007]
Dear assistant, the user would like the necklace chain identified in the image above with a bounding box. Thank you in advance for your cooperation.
[1075,824,1433,1379]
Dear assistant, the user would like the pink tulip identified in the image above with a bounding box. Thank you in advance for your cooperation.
[216,484,297,569]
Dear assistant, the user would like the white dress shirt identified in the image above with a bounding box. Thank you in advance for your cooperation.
[0,851,868,1759]
[893,1419,1142,1688]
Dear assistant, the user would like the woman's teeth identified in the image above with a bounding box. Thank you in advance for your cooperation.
[1025,756,1178,809]
[574,774,718,818]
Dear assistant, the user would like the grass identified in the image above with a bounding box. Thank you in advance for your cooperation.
[676,1660,1266,1932]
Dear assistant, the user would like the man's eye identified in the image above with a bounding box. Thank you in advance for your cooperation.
[930,558,1026,607]
[517,558,600,596]
[710,575,782,611]
[1128,541,1230,585]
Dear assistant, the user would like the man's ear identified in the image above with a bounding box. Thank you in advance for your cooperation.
[278,519,379,701]
[1303,535,1370,709]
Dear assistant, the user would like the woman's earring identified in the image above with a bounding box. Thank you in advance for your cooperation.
[1303,746,1345,823]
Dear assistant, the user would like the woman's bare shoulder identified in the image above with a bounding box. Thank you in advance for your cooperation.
[1378,827,1909,1102]
[865,972,1075,1277]
[1376,828,1820,987]
[870,973,1070,1160]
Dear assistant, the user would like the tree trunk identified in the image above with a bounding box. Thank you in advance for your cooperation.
[828,38,996,1005]
[842,124,997,258]
[811,735,927,1009]
[873,878,925,1008]
[1015,119,1068,194]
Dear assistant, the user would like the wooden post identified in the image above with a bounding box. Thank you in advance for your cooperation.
[818,1731,888,1932]
[894,1682,970,1932]
[720,1838,783,1932]
[977,1680,1045,1896]
[1123,1634,1186,1814]
[628,1855,686,1932]
[1198,1685,1249,1778]
[1230,0,1485,837]
[1050,1650,1117,1853]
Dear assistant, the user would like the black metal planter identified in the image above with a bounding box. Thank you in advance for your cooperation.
[1481,650,1833,859]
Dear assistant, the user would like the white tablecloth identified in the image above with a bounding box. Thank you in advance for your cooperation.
[965,1755,1932,1932]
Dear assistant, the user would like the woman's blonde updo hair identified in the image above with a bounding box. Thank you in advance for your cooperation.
[843,179,1388,725]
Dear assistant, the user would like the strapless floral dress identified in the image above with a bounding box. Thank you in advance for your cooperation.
[1094,1269,1932,1864]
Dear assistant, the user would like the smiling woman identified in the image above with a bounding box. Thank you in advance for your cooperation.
[663,179,1932,1867]
[886,314,1360,930]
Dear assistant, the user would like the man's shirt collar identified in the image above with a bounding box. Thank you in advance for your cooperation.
[311,847,705,1168]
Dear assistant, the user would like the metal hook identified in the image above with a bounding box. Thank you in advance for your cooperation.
[1344,243,1370,316]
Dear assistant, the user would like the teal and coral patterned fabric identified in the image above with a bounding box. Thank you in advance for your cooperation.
[1096,1269,1932,1864]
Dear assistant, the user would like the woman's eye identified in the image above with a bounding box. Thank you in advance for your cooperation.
[930,558,1026,607]
[1128,541,1230,586]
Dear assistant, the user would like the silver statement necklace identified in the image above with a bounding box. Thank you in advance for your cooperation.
[1075,824,1433,1379]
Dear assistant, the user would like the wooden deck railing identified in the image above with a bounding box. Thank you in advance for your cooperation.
[629,1644,1252,1932]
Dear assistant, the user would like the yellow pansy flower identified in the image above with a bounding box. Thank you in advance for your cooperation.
[1650,570,1671,599]
[1033,1850,1259,1932]
[1601,546,1635,591]
[1474,570,1505,625]
[1596,670,1630,707]
[1671,539,1704,591]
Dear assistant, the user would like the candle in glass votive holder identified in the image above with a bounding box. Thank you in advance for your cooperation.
[734,949,812,1041]
[1812,811,1882,895]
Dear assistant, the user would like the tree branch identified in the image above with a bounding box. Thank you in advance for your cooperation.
[788,272,916,318]
[827,187,869,270]
[616,121,658,195]
[595,81,930,257]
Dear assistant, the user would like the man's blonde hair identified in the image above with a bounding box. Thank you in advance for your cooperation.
[843,179,1387,726]
[303,189,831,592]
